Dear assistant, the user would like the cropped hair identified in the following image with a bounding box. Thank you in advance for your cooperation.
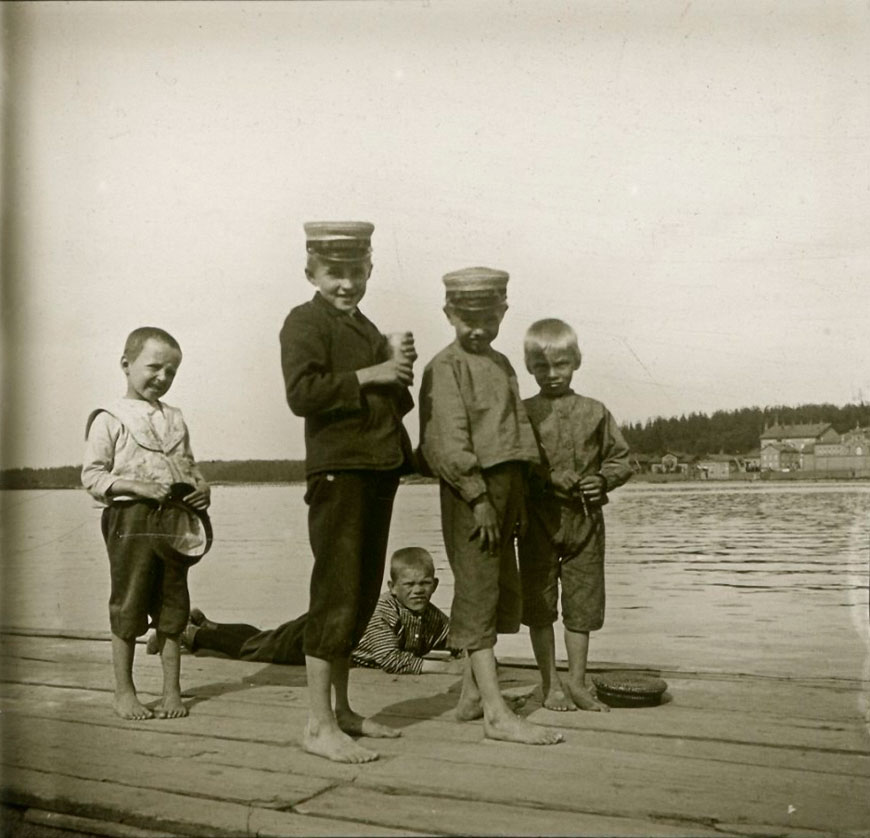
[390,547,435,581]
[523,318,582,371]
[123,327,181,362]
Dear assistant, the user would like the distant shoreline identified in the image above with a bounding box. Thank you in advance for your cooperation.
[2,471,868,491]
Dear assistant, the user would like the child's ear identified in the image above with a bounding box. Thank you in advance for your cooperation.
[387,578,396,595]
[120,355,130,374]
[431,577,439,594]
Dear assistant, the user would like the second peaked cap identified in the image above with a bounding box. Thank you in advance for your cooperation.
[443,266,509,311]
[305,221,374,262]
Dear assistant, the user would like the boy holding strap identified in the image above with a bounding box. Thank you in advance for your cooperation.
[82,326,211,720]
[419,267,563,746]
[279,221,416,764]
[518,318,632,711]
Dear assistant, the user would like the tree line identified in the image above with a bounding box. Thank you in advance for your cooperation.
[0,460,308,490]
[3,402,868,488]
[619,402,870,457]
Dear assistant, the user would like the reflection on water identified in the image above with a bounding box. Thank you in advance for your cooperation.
[2,483,868,679]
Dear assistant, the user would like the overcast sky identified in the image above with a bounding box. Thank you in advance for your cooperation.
[3,1,868,469]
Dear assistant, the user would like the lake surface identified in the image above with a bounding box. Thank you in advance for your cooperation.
[2,483,868,681]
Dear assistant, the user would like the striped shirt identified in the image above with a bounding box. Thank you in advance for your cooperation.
[352,592,450,675]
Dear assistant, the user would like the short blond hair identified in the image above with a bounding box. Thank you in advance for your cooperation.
[389,547,435,581]
[523,318,582,371]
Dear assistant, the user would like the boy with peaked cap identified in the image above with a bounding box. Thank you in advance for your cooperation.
[518,318,633,712]
[279,221,416,763]
[419,268,563,746]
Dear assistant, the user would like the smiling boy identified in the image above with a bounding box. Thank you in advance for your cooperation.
[82,327,210,720]
[279,221,416,763]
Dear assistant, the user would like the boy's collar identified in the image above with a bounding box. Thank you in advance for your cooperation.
[311,291,363,320]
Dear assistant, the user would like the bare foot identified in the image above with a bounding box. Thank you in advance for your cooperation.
[145,631,160,656]
[113,692,153,720]
[336,709,401,739]
[303,721,379,763]
[189,608,217,631]
[455,693,484,721]
[566,681,610,712]
[484,712,564,745]
[542,685,577,712]
[456,692,527,721]
[154,694,189,719]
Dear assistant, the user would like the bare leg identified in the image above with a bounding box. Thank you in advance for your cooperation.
[564,629,609,712]
[455,652,484,720]
[111,634,152,720]
[333,657,400,739]
[529,625,576,711]
[154,632,188,718]
[303,655,379,763]
[470,648,563,745]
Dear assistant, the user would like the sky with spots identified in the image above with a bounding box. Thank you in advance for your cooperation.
[3,0,868,468]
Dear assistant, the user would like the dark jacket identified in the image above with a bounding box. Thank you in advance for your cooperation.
[280,292,413,476]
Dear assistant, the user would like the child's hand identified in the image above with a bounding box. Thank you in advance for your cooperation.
[132,481,171,503]
[357,358,414,388]
[578,474,606,504]
[470,497,500,554]
[183,482,211,510]
[550,468,581,495]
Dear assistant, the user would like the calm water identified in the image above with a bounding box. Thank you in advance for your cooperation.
[2,483,868,680]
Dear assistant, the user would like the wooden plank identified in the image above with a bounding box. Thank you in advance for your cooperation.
[4,635,867,727]
[2,720,334,809]
[3,682,870,780]
[6,695,866,833]
[353,749,870,833]
[24,809,183,838]
[295,784,734,837]
[5,655,869,758]
[1,768,425,838]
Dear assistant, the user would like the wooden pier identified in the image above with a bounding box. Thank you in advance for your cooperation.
[2,630,869,837]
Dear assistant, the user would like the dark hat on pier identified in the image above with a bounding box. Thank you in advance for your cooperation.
[591,671,668,708]
[443,266,509,311]
[304,221,374,262]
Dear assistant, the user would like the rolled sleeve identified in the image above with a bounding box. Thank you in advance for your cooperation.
[419,363,487,504]
[599,411,633,491]
[81,412,121,502]
[352,607,424,675]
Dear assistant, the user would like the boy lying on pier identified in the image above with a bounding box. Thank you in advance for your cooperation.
[162,547,461,675]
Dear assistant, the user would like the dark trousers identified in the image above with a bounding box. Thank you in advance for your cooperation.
[303,469,400,659]
[193,614,308,664]
[102,502,190,639]
[440,462,524,651]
